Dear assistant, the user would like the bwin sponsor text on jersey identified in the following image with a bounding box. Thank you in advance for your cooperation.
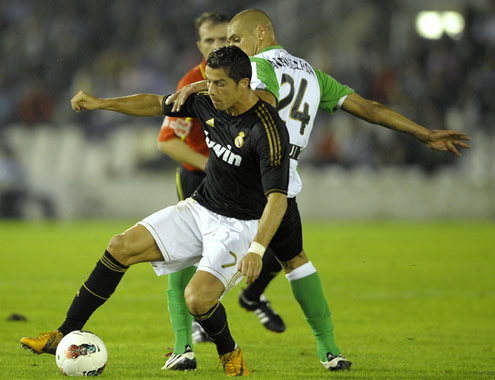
[205,131,242,166]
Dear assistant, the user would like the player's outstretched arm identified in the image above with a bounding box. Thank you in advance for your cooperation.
[165,80,277,111]
[341,92,471,156]
[71,90,164,117]
[238,192,287,284]
[422,130,472,157]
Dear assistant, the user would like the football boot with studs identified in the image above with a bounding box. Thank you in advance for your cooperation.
[218,347,249,377]
[239,291,286,333]
[20,330,64,355]
[320,353,352,371]
[162,344,197,371]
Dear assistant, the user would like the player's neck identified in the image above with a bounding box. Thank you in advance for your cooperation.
[256,38,279,54]
[226,91,258,116]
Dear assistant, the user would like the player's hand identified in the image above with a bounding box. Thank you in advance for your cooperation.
[238,252,263,284]
[71,90,100,112]
[165,81,207,112]
[426,130,472,157]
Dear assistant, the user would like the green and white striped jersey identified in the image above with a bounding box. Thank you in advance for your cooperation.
[249,56,280,101]
[251,46,354,197]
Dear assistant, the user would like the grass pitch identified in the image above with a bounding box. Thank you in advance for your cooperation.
[1,220,494,379]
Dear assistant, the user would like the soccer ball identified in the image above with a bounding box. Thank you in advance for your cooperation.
[55,330,107,376]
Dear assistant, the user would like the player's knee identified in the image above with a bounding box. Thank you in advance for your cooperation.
[280,250,308,273]
[184,286,199,314]
[184,285,202,314]
[107,234,131,265]
[184,285,215,315]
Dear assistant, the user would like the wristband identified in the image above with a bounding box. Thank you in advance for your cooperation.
[248,241,266,257]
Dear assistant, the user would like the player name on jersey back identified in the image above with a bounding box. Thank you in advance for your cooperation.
[265,56,314,76]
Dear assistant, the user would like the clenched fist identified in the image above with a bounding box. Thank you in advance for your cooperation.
[71,90,101,112]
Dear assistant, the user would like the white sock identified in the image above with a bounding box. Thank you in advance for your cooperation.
[285,261,317,282]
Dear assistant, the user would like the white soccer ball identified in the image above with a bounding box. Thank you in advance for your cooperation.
[55,330,107,376]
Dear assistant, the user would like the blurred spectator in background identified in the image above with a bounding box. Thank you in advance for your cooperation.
[0,144,27,218]
[0,0,492,182]
[17,83,55,125]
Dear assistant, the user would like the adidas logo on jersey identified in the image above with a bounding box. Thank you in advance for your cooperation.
[204,131,242,166]
[206,118,215,127]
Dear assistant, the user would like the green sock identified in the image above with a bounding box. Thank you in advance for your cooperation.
[290,271,340,360]
[167,266,196,353]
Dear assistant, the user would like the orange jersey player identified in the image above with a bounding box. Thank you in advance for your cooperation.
[158,61,209,173]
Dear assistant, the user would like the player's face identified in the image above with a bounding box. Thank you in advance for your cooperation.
[227,20,259,56]
[205,66,241,111]
[197,22,228,60]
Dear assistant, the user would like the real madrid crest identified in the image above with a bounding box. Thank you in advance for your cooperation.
[234,131,245,148]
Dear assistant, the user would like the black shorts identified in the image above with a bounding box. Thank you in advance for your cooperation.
[176,166,206,200]
[268,197,303,262]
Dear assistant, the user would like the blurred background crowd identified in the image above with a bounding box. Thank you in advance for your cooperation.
[0,0,493,219]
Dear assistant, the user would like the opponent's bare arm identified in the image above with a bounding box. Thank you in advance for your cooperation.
[238,192,287,284]
[254,90,276,107]
[166,80,276,112]
[71,90,164,117]
[158,138,208,172]
[166,81,207,112]
[341,92,471,156]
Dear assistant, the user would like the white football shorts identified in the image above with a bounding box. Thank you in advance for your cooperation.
[138,198,259,293]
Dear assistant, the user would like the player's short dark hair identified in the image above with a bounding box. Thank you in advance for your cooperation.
[206,46,252,85]
[194,12,229,40]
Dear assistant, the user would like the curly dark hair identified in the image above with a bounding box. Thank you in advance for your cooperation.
[206,46,252,84]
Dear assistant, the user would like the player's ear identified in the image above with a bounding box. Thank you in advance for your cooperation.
[239,77,250,89]
[256,24,264,40]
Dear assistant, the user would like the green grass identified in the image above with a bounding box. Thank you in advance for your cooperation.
[1,220,494,379]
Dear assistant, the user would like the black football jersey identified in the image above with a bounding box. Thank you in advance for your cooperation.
[162,93,289,220]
